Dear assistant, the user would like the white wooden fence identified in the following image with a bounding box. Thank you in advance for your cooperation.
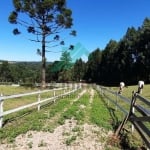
[0,84,80,128]
[96,85,150,149]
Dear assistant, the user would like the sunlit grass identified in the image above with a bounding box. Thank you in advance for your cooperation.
[59,93,90,123]
[90,91,112,130]
[1,86,72,111]
[110,84,150,99]
[0,85,38,95]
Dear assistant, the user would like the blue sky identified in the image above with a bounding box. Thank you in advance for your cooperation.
[0,0,150,62]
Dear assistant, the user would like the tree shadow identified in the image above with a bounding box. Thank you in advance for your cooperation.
[2,100,54,127]
[99,92,120,130]
[2,108,35,127]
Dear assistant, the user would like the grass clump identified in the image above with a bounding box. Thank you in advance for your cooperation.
[27,141,33,149]
[59,92,90,124]
[38,140,47,147]
[65,135,77,146]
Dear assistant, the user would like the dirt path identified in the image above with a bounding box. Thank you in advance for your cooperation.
[0,119,111,150]
[89,88,94,104]
[72,89,86,103]
[42,89,87,132]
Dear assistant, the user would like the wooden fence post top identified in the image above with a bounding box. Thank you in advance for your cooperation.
[0,96,4,102]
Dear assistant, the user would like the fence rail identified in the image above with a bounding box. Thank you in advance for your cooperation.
[96,85,150,149]
[0,85,80,128]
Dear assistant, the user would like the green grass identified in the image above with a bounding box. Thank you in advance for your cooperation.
[59,92,90,124]
[0,85,38,95]
[59,88,113,129]
[111,84,150,99]
[65,135,77,146]
[2,87,72,111]
[90,91,112,130]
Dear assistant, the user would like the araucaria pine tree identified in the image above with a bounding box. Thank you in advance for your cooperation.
[9,0,74,88]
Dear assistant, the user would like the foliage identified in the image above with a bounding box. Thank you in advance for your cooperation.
[85,48,102,82]
[60,51,72,70]
[58,51,73,82]
[72,58,86,81]
[0,61,12,82]
[0,61,42,84]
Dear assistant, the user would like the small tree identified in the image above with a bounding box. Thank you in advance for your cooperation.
[56,51,72,82]
[8,0,75,88]
[60,51,72,70]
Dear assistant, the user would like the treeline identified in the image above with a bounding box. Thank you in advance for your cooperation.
[85,17,150,85]
[0,61,42,85]
[48,17,150,86]
[0,18,150,86]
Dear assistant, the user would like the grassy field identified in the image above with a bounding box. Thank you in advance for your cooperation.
[0,85,38,95]
[110,84,150,99]
[0,85,71,111]
[0,84,149,149]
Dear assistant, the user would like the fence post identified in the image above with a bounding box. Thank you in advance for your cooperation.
[53,89,56,103]
[64,88,66,94]
[103,88,105,95]
[107,99,109,106]
[79,83,81,89]
[0,93,4,128]
[116,92,118,111]
[99,86,102,95]
[100,87,102,95]
[99,86,101,95]
[53,89,56,97]
[131,106,135,133]
[131,91,136,133]
[38,92,41,111]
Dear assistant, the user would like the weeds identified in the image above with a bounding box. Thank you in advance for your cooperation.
[65,135,77,145]
[27,141,33,149]
[38,140,47,147]
[59,93,90,124]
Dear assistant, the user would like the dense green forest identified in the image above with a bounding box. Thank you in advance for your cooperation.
[1,18,150,86]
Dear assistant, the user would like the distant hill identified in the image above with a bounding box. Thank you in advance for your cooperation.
[0,60,17,64]
[0,60,52,65]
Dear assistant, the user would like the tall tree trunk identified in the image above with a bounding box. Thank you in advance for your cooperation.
[41,34,46,89]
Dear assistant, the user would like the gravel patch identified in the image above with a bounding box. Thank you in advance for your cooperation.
[0,119,112,150]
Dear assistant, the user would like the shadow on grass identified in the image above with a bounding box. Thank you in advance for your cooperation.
[99,93,120,130]
[3,100,55,127]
